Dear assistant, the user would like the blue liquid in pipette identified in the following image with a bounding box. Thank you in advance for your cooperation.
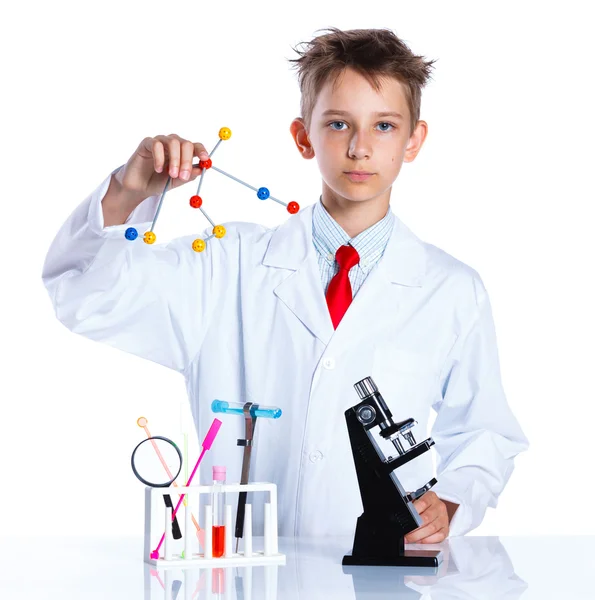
[211,400,282,419]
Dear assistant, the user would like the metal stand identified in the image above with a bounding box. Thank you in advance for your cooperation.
[235,402,257,552]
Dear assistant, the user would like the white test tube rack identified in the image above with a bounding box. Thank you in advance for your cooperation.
[144,482,285,568]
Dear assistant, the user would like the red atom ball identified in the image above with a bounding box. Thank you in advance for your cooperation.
[198,158,212,169]
[287,201,300,214]
[190,195,203,208]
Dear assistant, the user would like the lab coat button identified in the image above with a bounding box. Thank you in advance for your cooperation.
[309,451,323,463]
[323,357,335,370]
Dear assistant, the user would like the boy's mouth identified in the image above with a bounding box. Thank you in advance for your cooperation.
[344,171,374,182]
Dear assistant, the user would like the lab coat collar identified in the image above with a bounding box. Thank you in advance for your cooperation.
[263,203,426,287]
[262,203,426,347]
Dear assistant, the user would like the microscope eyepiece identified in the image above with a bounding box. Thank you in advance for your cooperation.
[354,377,394,424]
[354,377,378,400]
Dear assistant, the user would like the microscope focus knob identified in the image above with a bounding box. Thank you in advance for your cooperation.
[356,405,377,425]
[405,478,438,503]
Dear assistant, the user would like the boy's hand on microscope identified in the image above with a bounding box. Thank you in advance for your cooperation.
[115,134,210,198]
[404,491,452,544]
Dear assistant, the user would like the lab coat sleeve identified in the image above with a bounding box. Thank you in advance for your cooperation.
[41,164,220,373]
[430,274,529,536]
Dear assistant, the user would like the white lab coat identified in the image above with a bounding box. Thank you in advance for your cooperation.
[42,165,529,538]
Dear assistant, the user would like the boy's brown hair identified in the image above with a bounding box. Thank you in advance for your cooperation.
[288,27,436,137]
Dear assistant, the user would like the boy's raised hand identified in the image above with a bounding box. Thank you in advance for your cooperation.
[115,134,210,198]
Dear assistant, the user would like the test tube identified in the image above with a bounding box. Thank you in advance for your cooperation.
[224,505,233,558]
[211,400,282,419]
[165,506,173,560]
[184,498,193,560]
[264,503,272,557]
[212,466,227,558]
[244,504,253,558]
[204,505,213,559]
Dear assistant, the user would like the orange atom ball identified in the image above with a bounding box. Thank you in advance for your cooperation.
[190,195,203,208]
[143,231,156,244]
[198,158,212,169]
[213,225,226,239]
[192,239,206,253]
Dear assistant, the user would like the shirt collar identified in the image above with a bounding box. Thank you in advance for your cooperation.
[312,197,395,273]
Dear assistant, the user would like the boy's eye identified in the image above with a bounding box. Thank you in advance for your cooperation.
[329,121,395,132]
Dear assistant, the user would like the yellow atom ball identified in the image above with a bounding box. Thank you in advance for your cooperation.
[213,225,226,239]
[218,127,232,141]
[192,239,206,253]
[143,231,156,244]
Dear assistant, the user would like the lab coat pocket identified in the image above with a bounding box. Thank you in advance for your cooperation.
[371,345,439,419]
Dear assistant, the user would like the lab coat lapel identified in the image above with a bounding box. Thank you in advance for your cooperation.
[323,211,427,354]
[263,204,335,346]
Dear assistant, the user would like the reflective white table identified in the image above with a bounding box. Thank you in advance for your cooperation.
[2,535,594,599]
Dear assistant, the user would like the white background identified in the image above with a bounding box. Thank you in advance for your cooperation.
[1,0,594,539]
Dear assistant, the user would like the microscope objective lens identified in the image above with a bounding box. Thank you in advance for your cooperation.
[404,432,416,446]
[391,437,405,455]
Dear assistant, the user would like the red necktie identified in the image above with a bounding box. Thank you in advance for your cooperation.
[326,244,360,329]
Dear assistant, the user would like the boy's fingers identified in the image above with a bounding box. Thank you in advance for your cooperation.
[417,526,448,544]
[405,503,444,542]
[166,137,181,178]
[179,140,195,180]
[413,491,438,514]
[194,142,209,161]
[404,514,442,543]
[151,139,165,173]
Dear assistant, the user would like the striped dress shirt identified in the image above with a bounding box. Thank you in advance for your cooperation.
[311,198,395,298]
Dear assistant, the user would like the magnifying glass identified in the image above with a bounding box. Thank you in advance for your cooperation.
[131,435,183,540]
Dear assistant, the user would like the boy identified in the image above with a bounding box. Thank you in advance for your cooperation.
[42,27,529,543]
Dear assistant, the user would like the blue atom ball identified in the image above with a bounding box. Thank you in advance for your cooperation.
[125,227,138,241]
[257,187,270,200]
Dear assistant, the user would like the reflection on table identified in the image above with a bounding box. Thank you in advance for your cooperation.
[144,535,527,599]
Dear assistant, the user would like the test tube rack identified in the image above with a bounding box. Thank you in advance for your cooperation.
[145,482,285,568]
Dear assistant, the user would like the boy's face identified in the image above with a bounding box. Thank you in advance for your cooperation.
[290,67,427,209]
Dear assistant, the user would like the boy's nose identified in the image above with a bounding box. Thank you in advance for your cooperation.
[348,133,372,160]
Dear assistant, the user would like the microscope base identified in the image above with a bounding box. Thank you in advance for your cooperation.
[342,512,444,568]
[343,548,442,567]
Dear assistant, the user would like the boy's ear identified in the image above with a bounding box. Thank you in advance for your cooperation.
[290,118,315,159]
[403,120,428,163]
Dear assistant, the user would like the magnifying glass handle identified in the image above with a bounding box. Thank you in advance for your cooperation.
[163,493,182,540]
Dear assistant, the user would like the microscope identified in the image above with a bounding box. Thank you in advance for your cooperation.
[342,376,443,568]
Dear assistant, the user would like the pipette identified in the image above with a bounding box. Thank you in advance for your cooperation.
[151,418,222,560]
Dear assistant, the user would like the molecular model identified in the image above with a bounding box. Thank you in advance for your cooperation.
[124,127,300,252]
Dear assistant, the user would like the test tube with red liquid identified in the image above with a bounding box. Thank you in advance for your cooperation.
[212,466,226,557]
